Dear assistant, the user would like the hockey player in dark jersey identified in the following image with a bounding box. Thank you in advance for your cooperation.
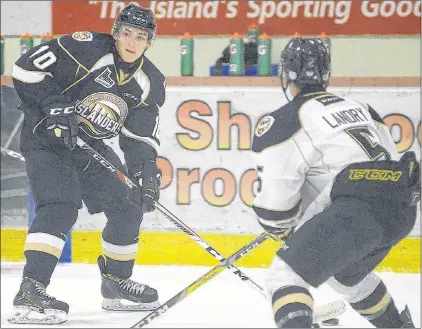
[8,4,165,325]
[251,37,419,328]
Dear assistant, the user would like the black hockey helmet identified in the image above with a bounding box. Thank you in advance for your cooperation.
[112,4,157,41]
[280,37,331,95]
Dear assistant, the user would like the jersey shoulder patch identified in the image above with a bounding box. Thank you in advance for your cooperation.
[252,101,301,153]
[255,115,275,137]
[72,31,93,42]
[252,92,326,153]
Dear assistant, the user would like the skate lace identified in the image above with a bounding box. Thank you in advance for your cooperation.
[34,282,54,300]
[119,278,146,295]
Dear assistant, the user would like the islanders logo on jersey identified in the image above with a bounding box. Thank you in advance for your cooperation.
[75,92,128,139]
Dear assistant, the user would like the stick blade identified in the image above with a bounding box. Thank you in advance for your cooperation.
[314,299,346,323]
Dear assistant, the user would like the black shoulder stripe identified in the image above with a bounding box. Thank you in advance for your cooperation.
[367,104,385,124]
[252,113,300,153]
[58,33,114,72]
[252,97,309,153]
[252,92,337,153]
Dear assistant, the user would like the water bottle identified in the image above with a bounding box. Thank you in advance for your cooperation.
[20,33,34,55]
[229,32,245,76]
[180,32,194,76]
[257,33,272,76]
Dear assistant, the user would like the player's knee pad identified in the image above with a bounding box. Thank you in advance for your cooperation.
[29,202,78,237]
[103,205,143,244]
[266,256,313,328]
[26,202,78,259]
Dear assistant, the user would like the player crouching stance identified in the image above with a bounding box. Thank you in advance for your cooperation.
[251,37,420,328]
[8,4,165,325]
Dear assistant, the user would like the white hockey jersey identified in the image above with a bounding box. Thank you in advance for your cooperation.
[252,89,400,230]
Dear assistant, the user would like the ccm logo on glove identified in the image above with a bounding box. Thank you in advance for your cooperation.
[47,106,75,116]
[41,97,79,151]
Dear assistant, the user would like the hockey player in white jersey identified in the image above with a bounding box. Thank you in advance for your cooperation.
[252,37,420,328]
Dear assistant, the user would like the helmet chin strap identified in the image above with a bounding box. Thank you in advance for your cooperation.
[282,85,291,102]
[280,65,295,102]
[281,74,293,102]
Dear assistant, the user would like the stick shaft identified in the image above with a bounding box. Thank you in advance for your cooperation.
[76,137,266,297]
[131,233,270,328]
[76,137,347,326]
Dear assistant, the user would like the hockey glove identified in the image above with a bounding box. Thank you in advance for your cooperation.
[128,160,162,213]
[41,96,78,150]
[258,220,295,242]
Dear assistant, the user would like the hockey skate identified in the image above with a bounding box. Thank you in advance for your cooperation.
[400,305,415,328]
[7,277,69,325]
[98,255,160,311]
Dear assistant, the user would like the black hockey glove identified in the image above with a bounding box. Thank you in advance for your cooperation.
[41,96,78,150]
[128,160,162,213]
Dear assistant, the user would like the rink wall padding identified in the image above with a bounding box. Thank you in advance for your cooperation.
[1,80,420,274]
[1,229,420,273]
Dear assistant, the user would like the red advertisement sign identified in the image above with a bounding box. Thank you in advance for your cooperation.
[52,1,421,36]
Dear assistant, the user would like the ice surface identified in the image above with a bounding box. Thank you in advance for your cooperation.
[1,263,420,328]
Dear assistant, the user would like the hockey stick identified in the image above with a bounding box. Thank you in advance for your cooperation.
[131,232,270,328]
[1,146,25,162]
[3,113,24,149]
[75,137,346,324]
[76,136,265,296]
[130,233,345,328]
[2,140,345,325]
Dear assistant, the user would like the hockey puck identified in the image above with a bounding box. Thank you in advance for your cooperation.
[322,318,339,326]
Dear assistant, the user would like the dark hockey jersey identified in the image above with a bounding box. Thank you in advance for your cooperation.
[12,31,165,176]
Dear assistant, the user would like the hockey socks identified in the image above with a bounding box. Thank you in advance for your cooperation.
[272,285,313,328]
[349,280,402,328]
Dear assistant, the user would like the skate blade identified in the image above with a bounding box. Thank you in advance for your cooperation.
[7,306,67,325]
[102,298,160,311]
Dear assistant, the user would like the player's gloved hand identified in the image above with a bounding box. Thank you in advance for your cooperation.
[128,160,162,213]
[401,151,421,206]
[41,95,78,150]
[268,227,295,242]
[258,219,295,242]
